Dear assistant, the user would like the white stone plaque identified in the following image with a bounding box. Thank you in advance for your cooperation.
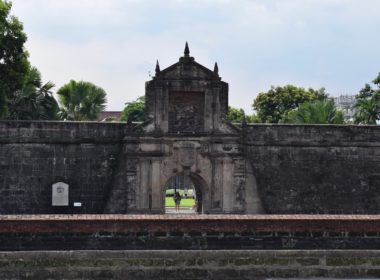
[52,182,69,206]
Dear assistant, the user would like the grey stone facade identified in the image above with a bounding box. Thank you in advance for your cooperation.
[0,45,379,214]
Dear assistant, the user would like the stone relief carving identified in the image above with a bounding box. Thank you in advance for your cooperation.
[179,142,196,167]
[234,175,245,209]
[168,92,204,133]
[126,158,138,172]
[126,175,137,209]
[233,158,247,210]
[169,105,203,132]
[201,144,209,153]
[161,159,171,178]
[233,158,246,173]
[126,158,139,209]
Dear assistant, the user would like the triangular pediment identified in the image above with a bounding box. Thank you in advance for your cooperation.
[155,58,220,81]
[145,43,231,135]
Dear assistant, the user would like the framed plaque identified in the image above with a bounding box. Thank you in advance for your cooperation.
[52,182,69,206]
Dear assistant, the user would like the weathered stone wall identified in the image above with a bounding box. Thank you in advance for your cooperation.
[0,121,127,214]
[1,121,380,214]
[0,250,379,279]
[0,215,379,251]
[245,124,380,214]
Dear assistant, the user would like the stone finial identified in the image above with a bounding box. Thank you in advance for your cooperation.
[214,62,219,75]
[184,42,190,57]
[155,60,160,74]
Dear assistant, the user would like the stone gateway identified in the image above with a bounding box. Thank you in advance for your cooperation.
[107,43,264,214]
[0,44,379,214]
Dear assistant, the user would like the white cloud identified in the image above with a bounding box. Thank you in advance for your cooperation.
[10,0,380,113]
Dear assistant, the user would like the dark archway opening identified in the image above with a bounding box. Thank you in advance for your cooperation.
[164,174,202,214]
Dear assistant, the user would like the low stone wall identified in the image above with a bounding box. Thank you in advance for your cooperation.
[1,215,380,251]
[1,214,380,233]
[0,250,379,279]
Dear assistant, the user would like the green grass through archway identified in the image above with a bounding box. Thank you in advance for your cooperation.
[165,197,195,207]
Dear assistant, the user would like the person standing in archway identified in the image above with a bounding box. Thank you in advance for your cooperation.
[173,191,182,212]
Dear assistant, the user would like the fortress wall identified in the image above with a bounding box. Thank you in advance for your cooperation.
[0,250,380,279]
[0,121,127,214]
[1,121,380,214]
[245,124,380,214]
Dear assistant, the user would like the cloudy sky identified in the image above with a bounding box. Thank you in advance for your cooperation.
[10,0,380,113]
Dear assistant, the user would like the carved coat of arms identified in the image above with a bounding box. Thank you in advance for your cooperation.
[179,142,196,167]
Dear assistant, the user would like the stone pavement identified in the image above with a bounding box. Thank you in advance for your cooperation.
[165,206,197,214]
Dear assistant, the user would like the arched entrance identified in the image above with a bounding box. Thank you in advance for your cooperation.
[163,173,203,214]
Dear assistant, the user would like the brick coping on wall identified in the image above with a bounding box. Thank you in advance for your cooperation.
[0,214,379,233]
[1,214,380,220]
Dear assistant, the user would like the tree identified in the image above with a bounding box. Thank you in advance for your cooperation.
[0,0,30,117]
[245,114,260,123]
[353,74,380,124]
[57,80,107,121]
[7,66,59,120]
[252,85,328,123]
[226,106,259,123]
[226,106,245,123]
[120,96,145,122]
[284,99,344,124]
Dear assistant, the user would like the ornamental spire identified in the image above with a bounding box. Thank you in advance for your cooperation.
[155,60,160,74]
[214,62,219,75]
[184,41,190,57]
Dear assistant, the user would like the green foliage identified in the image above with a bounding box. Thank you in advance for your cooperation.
[227,106,260,123]
[120,96,145,122]
[226,106,245,123]
[245,114,260,123]
[0,0,30,117]
[354,74,380,124]
[57,80,107,121]
[7,66,59,120]
[284,99,344,124]
[252,85,328,123]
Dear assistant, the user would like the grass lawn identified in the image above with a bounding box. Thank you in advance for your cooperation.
[165,197,195,207]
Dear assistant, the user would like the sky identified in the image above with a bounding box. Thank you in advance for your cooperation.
[10,0,380,113]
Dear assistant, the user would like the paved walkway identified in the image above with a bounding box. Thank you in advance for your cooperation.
[165,207,196,214]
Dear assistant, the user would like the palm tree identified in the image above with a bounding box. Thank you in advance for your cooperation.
[57,80,107,121]
[7,67,59,120]
[284,99,344,124]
